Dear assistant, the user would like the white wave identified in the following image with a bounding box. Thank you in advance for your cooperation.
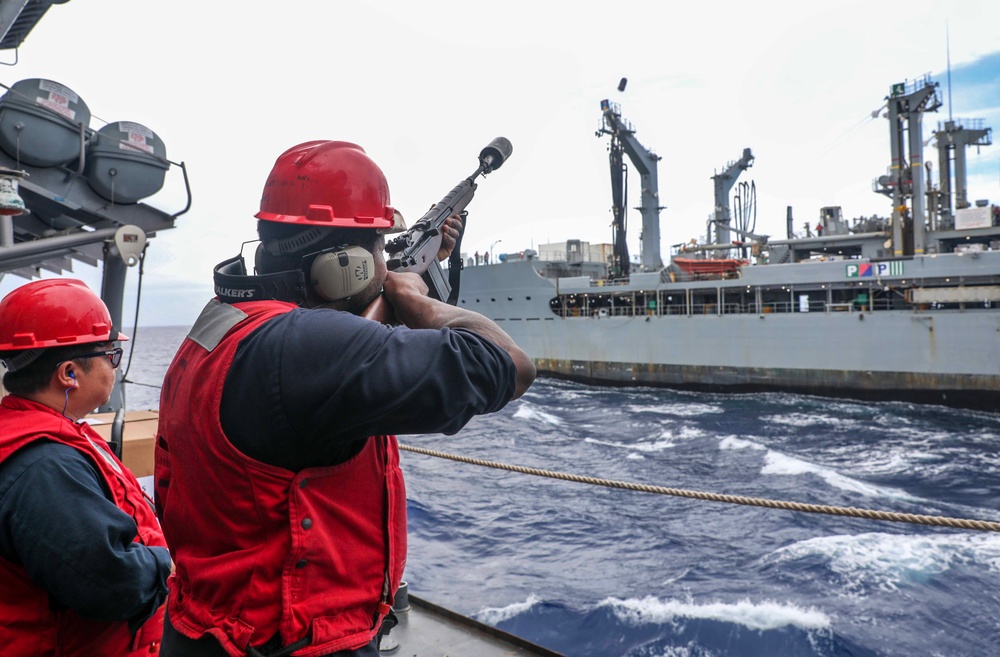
[848,448,922,473]
[475,593,542,625]
[763,532,1000,593]
[718,436,766,451]
[585,426,703,453]
[598,595,830,631]
[662,568,691,585]
[765,412,862,430]
[512,404,562,426]
[551,390,589,402]
[872,423,959,443]
[808,438,1000,484]
[666,425,706,440]
[624,403,724,417]
[823,443,941,478]
[651,645,712,657]
[761,450,924,502]
[585,437,678,452]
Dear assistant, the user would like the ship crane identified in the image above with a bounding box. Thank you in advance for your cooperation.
[873,76,942,256]
[597,98,663,276]
[711,148,755,251]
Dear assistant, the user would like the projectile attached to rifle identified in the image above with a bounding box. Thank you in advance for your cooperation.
[383,136,513,304]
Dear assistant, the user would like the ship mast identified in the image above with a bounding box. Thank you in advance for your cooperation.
[711,148,755,251]
[597,96,663,275]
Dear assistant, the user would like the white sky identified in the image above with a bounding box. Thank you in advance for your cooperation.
[2,0,999,327]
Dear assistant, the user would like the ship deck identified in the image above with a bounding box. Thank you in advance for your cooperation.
[387,593,564,657]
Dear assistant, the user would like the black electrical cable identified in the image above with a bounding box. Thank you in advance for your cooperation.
[118,244,149,405]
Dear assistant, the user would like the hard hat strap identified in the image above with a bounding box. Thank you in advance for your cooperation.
[262,226,331,257]
[1,347,45,373]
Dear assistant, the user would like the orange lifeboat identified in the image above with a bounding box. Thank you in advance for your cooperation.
[671,257,743,275]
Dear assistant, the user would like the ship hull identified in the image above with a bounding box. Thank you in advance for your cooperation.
[458,259,1000,412]
[533,360,997,410]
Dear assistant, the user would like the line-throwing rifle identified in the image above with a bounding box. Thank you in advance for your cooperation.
[384,137,512,305]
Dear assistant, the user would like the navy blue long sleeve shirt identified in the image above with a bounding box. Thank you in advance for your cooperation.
[0,439,172,629]
[220,307,517,471]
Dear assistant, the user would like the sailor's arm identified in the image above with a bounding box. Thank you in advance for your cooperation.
[382,271,536,399]
[0,441,171,623]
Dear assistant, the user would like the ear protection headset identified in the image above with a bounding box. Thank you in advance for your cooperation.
[307,245,374,302]
[214,243,375,305]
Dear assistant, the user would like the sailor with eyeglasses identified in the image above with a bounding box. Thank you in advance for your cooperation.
[0,278,172,657]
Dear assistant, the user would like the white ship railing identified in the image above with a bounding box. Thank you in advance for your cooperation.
[549,297,968,318]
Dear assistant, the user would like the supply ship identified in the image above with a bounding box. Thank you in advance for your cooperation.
[458,80,1000,412]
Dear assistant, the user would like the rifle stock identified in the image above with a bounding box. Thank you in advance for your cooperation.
[360,294,396,325]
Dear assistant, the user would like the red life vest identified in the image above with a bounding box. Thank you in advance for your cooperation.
[155,300,406,657]
[0,395,167,657]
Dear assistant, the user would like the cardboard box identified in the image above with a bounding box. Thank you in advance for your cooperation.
[88,410,159,478]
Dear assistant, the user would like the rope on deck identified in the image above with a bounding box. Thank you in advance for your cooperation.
[398,443,1000,533]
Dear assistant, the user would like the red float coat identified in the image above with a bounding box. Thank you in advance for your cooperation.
[0,395,167,657]
[155,300,407,657]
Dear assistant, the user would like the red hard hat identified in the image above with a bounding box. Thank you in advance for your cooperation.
[255,141,397,230]
[0,278,129,351]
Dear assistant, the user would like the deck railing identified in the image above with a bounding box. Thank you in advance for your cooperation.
[550,297,963,318]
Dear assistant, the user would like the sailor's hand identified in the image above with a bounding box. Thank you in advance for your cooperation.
[437,214,462,261]
[383,271,437,328]
[384,271,429,299]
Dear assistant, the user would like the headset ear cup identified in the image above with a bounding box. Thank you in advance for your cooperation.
[254,243,265,275]
[309,246,375,301]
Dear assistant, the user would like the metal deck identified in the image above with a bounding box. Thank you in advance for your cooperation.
[383,593,564,657]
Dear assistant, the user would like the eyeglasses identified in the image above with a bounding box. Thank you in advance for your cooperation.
[73,347,124,369]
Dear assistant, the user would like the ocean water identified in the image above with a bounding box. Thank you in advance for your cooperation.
[123,326,1000,657]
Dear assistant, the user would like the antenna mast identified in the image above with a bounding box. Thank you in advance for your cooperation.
[947,21,953,122]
